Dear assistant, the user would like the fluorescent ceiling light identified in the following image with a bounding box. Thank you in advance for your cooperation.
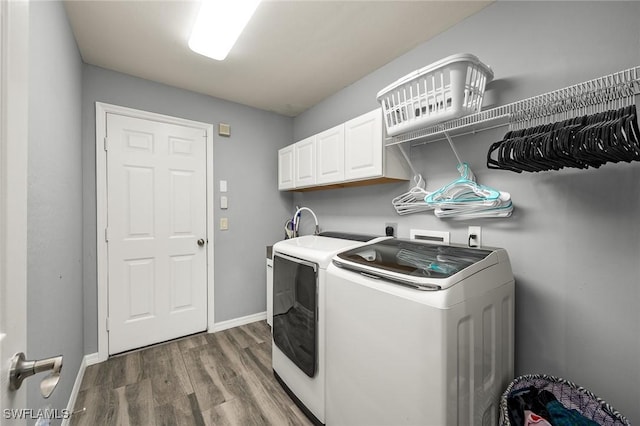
[189,0,262,61]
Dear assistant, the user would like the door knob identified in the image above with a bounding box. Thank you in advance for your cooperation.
[9,352,63,398]
[197,238,205,246]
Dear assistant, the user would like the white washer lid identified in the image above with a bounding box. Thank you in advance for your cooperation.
[333,239,500,290]
[273,235,384,269]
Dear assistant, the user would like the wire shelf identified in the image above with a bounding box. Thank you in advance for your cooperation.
[385,66,640,147]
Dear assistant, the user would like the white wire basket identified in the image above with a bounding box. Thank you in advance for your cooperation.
[377,53,494,137]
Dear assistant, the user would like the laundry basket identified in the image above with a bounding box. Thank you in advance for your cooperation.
[499,374,631,426]
[376,53,493,137]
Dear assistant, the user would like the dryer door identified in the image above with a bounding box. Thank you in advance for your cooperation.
[272,253,318,377]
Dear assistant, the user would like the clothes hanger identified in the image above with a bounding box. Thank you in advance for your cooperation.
[612,106,640,162]
[434,191,513,219]
[391,174,434,215]
[435,203,513,219]
[425,163,500,205]
[425,163,512,219]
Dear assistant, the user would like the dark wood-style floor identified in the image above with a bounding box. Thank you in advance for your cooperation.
[71,321,313,426]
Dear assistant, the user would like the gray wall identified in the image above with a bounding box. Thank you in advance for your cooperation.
[82,66,293,353]
[27,0,84,419]
[293,1,640,423]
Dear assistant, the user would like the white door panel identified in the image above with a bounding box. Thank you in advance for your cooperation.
[106,113,207,354]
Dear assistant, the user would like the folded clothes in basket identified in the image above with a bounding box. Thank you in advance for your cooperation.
[508,386,599,426]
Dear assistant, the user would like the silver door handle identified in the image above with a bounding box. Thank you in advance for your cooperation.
[9,352,63,398]
[197,238,205,246]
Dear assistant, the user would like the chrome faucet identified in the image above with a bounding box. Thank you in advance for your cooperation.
[293,207,320,237]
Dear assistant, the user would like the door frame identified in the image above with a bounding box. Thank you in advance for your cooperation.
[0,0,29,409]
[95,102,215,362]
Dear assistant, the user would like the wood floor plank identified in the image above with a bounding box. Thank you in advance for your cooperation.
[154,394,205,426]
[71,384,119,426]
[205,331,248,377]
[123,379,155,426]
[74,321,312,426]
[79,351,143,391]
[181,345,228,411]
[242,341,274,379]
[78,364,99,392]
[79,361,111,391]
[112,386,131,426]
[177,333,209,352]
[200,334,243,383]
[201,394,266,426]
[239,367,313,426]
[226,323,266,349]
[141,341,194,407]
[241,355,312,424]
[245,321,272,344]
[111,351,144,389]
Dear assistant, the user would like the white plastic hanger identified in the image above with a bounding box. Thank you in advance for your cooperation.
[391,174,434,215]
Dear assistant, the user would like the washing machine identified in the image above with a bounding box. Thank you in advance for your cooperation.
[325,238,515,426]
[271,232,386,425]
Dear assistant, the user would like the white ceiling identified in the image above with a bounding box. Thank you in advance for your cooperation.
[64,0,492,117]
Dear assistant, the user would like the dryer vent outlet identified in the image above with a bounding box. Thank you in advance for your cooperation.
[385,223,397,237]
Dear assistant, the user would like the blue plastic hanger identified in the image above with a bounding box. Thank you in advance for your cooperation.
[425,163,501,205]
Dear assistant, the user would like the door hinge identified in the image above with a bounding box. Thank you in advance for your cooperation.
[106,317,110,332]
[103,137,108,151]
[105,227,109,242]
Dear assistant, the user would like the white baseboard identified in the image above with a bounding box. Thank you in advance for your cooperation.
[84,352,101,367]
[211,311,267,333]
[62,352,98,426]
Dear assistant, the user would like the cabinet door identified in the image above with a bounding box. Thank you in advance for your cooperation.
[278,145,295,190]
[344,109,383,181]
[316,124,345,184]
[294,136,316,187]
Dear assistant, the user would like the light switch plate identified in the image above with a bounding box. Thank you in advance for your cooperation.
[220,196,228,209]
[220,217,229,230]
[219,180,227,192]
[218,123,231,137]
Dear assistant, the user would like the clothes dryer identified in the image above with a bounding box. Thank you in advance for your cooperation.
[272,233,384,425]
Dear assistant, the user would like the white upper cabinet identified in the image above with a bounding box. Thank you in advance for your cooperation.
[278,144,295,190]
[278,109,409,191]
[316,124,345,185]
[294,136,316,188]
[344,109,383,181]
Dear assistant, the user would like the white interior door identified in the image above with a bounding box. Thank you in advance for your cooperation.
[106,113,208,354]
[1,0,29,414]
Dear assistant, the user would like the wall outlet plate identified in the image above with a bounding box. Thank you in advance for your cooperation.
[384,222,397,237]
[468,226,482,247]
